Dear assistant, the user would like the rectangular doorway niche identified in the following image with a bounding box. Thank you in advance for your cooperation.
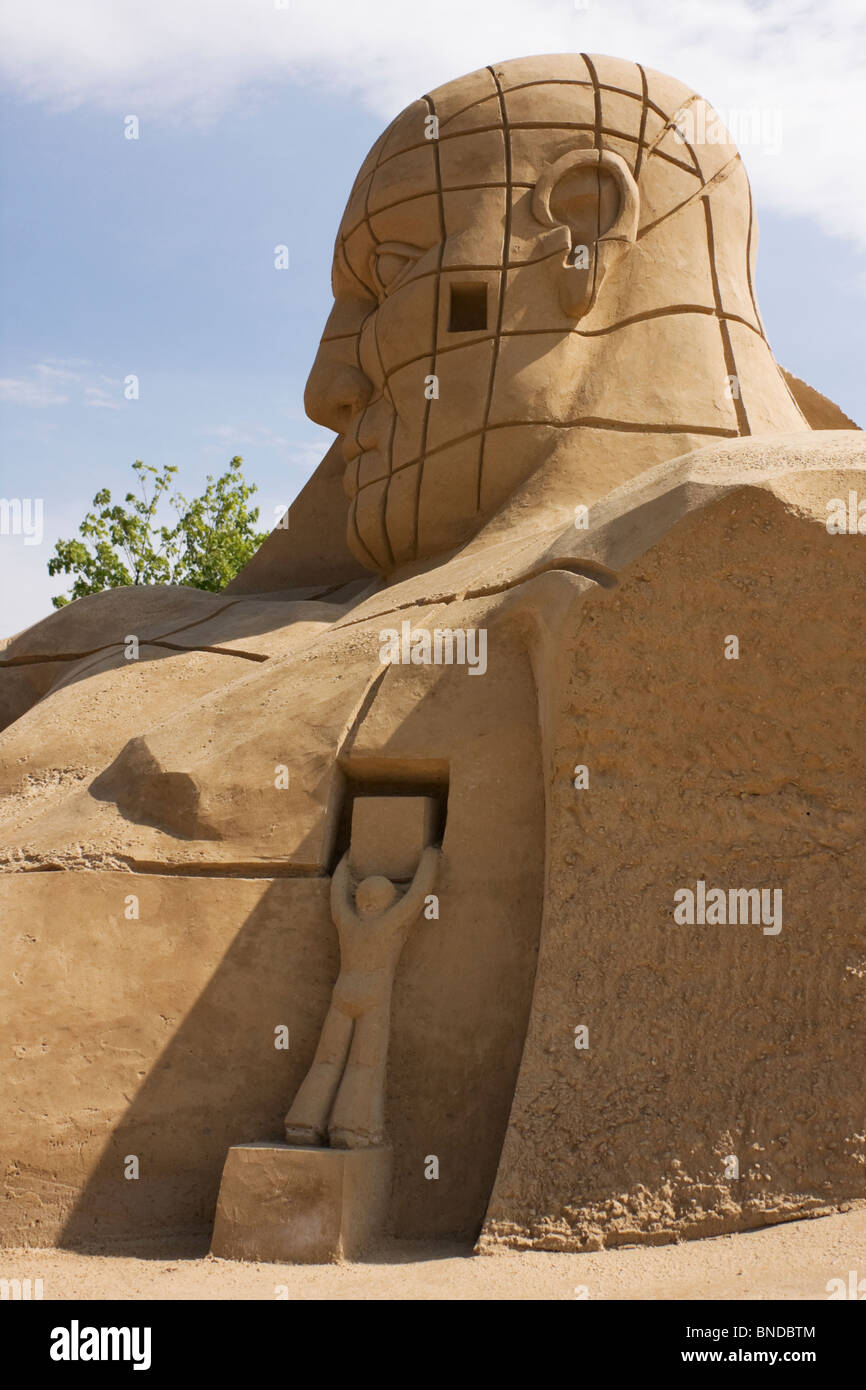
[328,759,449,876]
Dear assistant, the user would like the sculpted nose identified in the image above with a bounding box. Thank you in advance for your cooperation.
[304,356,373,435]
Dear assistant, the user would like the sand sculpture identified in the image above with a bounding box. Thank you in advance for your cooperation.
[1,54,864,1259]
[285,813,440,1149]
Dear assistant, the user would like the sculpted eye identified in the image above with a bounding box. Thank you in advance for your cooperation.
[370,242,425,295]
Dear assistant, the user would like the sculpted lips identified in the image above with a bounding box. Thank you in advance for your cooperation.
[341,416,371,499]
[342,400,393,497]
[342,427,365,464]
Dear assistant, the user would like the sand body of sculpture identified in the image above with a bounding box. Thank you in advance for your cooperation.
[1,53,864,1253]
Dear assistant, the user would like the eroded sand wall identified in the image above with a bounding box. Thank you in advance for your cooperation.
[483,486,866,1249]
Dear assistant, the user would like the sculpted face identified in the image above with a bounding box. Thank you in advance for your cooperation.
[303,55,805,577]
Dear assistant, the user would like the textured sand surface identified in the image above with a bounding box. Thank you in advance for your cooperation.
[2,1209,863,1300]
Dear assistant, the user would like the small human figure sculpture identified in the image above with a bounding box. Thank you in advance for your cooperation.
[284,845,440,1149]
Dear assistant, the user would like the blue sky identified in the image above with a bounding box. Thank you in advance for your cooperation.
[1,0,864,637]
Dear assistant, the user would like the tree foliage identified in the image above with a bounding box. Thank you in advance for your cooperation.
[48,456,267,608]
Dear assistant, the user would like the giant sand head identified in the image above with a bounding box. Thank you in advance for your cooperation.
[303,54,807,577]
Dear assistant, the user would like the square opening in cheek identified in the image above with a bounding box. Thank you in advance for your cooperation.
[448,283,487,332]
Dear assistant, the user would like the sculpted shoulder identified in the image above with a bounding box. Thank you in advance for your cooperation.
[0,579,367,734]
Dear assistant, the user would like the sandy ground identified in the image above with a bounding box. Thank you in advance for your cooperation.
[2,1209,864,1300]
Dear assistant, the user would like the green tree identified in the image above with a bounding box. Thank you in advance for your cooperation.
[48,456,268,608]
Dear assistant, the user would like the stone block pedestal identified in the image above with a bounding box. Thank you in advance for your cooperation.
[210,1142,392,1263]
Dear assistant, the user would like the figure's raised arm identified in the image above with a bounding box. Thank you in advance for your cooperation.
[381,846,440,933]
[329,851,358,935]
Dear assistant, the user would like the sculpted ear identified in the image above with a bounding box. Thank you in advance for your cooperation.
[532,149,639,319]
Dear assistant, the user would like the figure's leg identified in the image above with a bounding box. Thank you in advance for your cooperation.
[328,1001,391,1148]
[284,1005,353,1145]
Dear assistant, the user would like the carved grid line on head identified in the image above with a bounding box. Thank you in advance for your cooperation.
[640,83,798,429]
[639,88,776,385]
[643,91,701,163]
[403,90,447,562]
[362,118,400,570]
[346,123,396,571]
[347,97,445,563]
[632,64,650,183]
[339,251,382,572]
[349,81,707,183]
[325,296,764,351]
[348,72,773,196]
[346,325,760,500]
[376,305,764,383]
[341,135,702,244]
[580,53,604,310]
[745,182,763,333]
[582,53,603,150]
[361,123,407,412]
[436,76,688,142]
[658,106,752,436]
[348,416,741,494]
[637,155,741,240]
[370,263,401,567]
[473,63,514,518]
[340,160,398,562]
[356,137,698,189]
[703,194,751,435]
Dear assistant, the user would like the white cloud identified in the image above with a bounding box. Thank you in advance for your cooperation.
[1,0,864,250]
[84,384,124,410]
[200,423,332,462]
[0,361,128,409]
[0,375,71,406]
[33,362,84,383]
[0,358,95,403]
[202,423,286,448]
